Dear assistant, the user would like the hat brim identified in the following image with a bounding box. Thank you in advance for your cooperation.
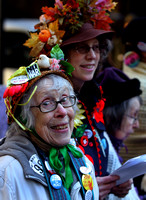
[61,23,114,47]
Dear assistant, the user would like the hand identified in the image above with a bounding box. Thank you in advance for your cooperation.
[96,175,119,200]
[111,179,133,198]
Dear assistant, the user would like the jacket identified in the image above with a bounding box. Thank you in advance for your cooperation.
[0,130,99,200]
[76,80,140,200]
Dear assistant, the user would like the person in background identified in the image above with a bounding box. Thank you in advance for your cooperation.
[23,0,140,199]
[122,16,146,200]
[96,67,142,163]
[0,47,99,200]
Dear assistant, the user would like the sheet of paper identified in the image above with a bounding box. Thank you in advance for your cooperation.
[111,154,146,185]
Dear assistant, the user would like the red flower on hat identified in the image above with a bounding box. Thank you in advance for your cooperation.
[3,82,29,98]
[66,0,79,10]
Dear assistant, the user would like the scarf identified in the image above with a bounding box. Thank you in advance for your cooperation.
[49,144,83,189]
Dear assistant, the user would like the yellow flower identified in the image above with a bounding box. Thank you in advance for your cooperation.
[74,103,86,128]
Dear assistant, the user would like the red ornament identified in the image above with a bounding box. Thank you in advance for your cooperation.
[80,136,88,147]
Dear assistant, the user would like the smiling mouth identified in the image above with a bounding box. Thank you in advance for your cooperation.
[80,65,94,69]
[51,124,68,130]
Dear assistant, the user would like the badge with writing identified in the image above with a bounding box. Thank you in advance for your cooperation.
[29,154,44,177]
[50,174,62,189]
[26,62,41,80]
[11,75,29,84]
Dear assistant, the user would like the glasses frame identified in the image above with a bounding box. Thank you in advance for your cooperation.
[30,95,76,113]
[74,44,100,54]
[125,114,139,124]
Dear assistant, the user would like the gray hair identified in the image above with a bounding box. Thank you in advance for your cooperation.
[9,74,77,132]
[103,96,142,136]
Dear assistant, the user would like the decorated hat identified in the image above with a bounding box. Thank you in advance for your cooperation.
[96,67,142,106]
[3,45,74,125]
[23,0,117,58]
[61,22,114,47]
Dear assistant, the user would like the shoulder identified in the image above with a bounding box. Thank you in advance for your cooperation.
[0,155,23,199]
[0,155,23,181]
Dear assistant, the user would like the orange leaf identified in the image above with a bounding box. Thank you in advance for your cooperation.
[29,41,45,57]
[49,20,65,39]
[23,33,39,48]
[49,20,59,33]
[42,6,56,16]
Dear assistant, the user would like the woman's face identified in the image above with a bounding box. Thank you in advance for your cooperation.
[67,38,100,90]
[116,97,141,140]
[31,78,75,147]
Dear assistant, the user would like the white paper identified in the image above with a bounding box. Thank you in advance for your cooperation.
[111,154,146,185]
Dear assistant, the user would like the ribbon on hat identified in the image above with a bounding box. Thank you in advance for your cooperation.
[49,144,83,189]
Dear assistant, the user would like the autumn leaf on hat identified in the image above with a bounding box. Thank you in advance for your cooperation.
[24,33,39,48]
[49,20,65,43]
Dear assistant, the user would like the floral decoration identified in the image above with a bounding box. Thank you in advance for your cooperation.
[24,0,117,58]
[92,99,105,124]
[92,85,105,124]
[74,103,86,129]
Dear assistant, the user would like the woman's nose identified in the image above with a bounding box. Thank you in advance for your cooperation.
[86,48,97,59]
[54,103,67,118]
[133,119,140,129]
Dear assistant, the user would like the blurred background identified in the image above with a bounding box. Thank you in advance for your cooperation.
[0,0,145,84]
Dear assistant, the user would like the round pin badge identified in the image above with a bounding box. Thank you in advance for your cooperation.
[50,174,62,189]
[80,136,88,147]
[45,160,55,174]
[82,174,93,191]
[80,166,91,175]
[85,190,92,200]
[84,129,93,139]
[10,75,29,85]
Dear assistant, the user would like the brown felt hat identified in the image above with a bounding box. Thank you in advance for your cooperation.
[61,23,114,47]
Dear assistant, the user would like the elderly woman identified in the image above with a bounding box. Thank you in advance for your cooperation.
[0,49,99,200]
[96,67,142,161]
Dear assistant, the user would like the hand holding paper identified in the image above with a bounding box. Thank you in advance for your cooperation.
[111,154,146,185]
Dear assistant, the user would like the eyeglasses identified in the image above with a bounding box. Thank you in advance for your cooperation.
[31,95,76,113]
[74,44,100,54]
[125,114,139,124]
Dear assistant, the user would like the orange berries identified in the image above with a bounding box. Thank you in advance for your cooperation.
[39,30,51,42]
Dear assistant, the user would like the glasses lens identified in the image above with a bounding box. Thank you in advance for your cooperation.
[75,44,99,54]
[92,45,100,53]
[41,100,56,112]
[61,96,76,107]
[75,45,89,54]
[126,114,138,124]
